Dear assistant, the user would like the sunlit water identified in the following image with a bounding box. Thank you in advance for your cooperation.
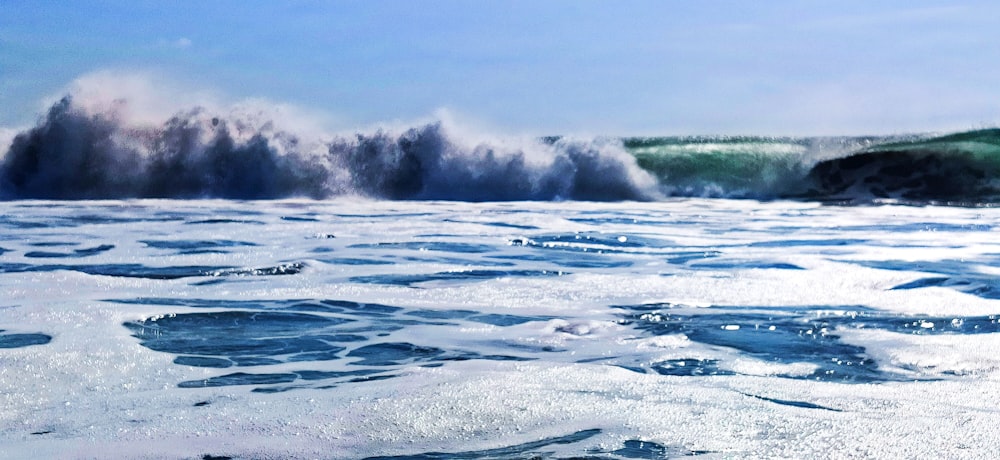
[2,198,1000,458]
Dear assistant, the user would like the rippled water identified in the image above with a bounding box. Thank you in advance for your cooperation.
[2,199,1000,458]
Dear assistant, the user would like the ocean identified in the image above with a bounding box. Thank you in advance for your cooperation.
[2,97,1000,458]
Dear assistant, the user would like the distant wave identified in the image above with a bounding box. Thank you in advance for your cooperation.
[802,129,1000,204]
[2,95,1000,205]
[630,131,1000,204]
[0,96,658,201]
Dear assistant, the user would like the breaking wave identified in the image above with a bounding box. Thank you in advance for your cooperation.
[0,96,657,201]
[3,92,1000,205]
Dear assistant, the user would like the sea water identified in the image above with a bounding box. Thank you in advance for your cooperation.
[3,94,1000,458]
[3,198,1000,458]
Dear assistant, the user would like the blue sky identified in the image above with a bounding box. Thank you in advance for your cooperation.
[2,1,999,135]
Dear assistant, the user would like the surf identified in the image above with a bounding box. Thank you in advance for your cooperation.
[626,131,1000,205]
[3,94,999,205]
[0,96,657,201]
[800,129,1000,204]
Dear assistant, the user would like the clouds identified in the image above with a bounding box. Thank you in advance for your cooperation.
[158,37,193,49]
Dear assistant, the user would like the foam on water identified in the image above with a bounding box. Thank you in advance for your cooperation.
[3,199,1000,458]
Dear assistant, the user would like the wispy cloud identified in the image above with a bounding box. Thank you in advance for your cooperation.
[157,37,192,49]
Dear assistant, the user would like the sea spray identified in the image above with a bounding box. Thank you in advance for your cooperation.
[0,96,659,201]
[330,124,658,201]
[4,90,1000,204]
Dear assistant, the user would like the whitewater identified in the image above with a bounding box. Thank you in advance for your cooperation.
[6,95,1000,205]
[3,94,1000,458]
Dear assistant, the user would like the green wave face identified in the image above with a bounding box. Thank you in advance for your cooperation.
[865,128,1000,153]
[625,129,1000,204]
[624,136,815,198]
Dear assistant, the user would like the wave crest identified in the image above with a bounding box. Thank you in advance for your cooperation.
[0,96,659,201]
[5,92,1000,205]
[802,129,1000,203]
[335,126,657,201]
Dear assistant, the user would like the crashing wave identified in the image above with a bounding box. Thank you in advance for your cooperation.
[3,94,1000,205]
[0,96,659,201]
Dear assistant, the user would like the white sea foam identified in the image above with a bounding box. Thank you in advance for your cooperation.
[3,199,1000,458]
[838,328,1000,378]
